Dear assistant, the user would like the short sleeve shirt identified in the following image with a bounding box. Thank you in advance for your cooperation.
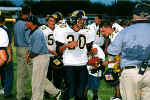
[108,22,150,68]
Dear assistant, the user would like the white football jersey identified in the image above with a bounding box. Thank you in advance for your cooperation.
[87,44,105,77]
[88,23,104,46]
[108,23,123,68]
[88,23,99,33]
[0,27,9,47]
[54,24,95,66]
[40,25,56,57]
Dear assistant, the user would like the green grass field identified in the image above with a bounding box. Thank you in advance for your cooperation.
[0,46,115,100]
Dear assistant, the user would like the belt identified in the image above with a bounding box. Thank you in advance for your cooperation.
[123,65,150,70]
[124,66,137,69]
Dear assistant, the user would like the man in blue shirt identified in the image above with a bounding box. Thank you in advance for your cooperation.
[25,15,61,100]
[107,3,150,100]
[13,5,32,100]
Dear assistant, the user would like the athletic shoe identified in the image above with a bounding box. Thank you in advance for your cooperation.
[0,88,4,95]
[56,91,61,100]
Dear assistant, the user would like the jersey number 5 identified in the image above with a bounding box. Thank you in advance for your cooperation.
[48,34,54,45]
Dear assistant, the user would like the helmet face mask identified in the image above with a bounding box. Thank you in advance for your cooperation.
[69,10,87,27]
[69,16,78,26]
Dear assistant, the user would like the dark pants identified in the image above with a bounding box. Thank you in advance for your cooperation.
[47,57,64,89]
[63,65,88,100]
[0,62,13,96]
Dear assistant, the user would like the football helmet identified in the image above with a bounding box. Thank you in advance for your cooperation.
[69,10,87,26]
[104,68,120,86]
[52,12,63,23]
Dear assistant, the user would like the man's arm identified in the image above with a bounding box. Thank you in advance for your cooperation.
[58,41,78,53]
[7,44,12,63]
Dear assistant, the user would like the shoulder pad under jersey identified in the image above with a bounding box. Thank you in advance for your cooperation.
[40,25,47,30]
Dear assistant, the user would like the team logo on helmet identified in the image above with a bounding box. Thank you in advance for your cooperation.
[71,10,87,19]
[52,12,63,23]
[69,10,87,26]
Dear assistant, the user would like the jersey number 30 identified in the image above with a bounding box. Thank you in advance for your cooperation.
[67,34,86,49]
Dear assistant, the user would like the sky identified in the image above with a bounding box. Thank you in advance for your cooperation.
[6,0,143,6]
[89,0,116,6]
[8,0,40,6]
[89,0,142,6]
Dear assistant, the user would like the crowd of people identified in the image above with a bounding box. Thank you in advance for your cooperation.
[0,2,150,100]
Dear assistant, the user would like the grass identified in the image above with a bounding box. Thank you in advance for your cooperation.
[0,46,115,100]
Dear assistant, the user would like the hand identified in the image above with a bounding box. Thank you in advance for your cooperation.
[25,51,31,64]
[92,63,99,69]
[25,51,29,59]
[0,50,7,66]
[102,61,109,66]
[59,41,78,53]
[48,50,58,56]
[90,48,98,55]
[27,57,32,64]
[67,41,78,48]
[7,56,12,64]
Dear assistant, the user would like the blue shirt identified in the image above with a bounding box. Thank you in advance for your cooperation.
[108,21,150,68]
[14,19,28,46]
[28,28,48,55]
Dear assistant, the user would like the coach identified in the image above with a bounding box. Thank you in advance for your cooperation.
[107,2,150,100]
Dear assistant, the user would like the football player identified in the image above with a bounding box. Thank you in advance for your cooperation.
[54,10,95,100]
[0,15,9,67]
[0,23,8,66]
[84,43,105,100]
[0,14,13,98]
[88,15,105,48]
[52,12,63,26]
[100,20,124,100]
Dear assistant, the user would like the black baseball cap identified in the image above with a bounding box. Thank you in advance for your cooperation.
[25,15,39,25]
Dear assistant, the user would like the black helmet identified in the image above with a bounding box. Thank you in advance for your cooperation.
[69,10,87,26]
[52,12,63,23]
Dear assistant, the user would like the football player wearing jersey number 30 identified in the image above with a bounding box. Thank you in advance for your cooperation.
[54,10,96,100]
